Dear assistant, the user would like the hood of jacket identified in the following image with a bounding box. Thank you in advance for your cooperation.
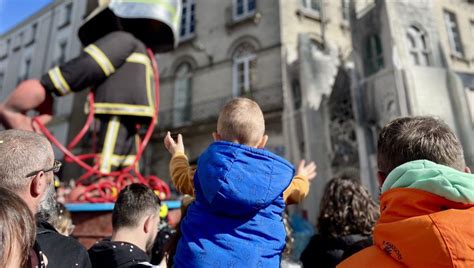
[381,160,474,203]
[373,160,474,267]
[195,141,294,216]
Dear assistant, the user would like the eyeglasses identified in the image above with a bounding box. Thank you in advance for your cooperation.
[25,160,62,178]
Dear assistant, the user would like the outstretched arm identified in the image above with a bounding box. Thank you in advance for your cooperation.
[283,160,317,205]
[0,80,52,131]
[164,132,196,196]
[0,32,145,132]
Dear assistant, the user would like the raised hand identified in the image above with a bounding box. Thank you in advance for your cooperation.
[296,160,317,182]
[164,131,185,155]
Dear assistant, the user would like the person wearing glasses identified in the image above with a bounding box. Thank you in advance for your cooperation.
[0,129,91,268]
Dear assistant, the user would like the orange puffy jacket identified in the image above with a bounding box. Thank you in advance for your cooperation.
[339,160,474,268]
[339,189,474,267]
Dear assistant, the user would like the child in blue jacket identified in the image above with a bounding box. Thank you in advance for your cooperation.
[164,97,316,267]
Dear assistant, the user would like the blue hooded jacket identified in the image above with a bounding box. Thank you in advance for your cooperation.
[174,141,295,267]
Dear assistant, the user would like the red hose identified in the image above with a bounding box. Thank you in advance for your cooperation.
[66,93,95,152]
[33,48,170,202]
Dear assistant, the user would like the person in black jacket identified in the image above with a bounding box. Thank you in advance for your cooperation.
[88,183,161,268]
[36,219,91,268]
[0,129,91,267]
[300,173,379,268]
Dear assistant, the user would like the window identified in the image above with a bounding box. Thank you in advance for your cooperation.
[233,0,256,21]
[32,23,37,42]
[364,34,384,76]
[58,41,67,65]
[180,0,196,41]
[25,23,38,46]
[0,72,4,92]
[173,63,192,126]
[0,40,8,59]
[6,39,10,56]
[300,0,321,16]
[406,26,431,66]
[341,0,350,22]
[443,10,464,57]
[291,79,302,110]
[232,43,256,97]
[24,59,31,78]
[17,58,31,84]
[65,3,73,25]
[59,3,73,28]
[13,32,23,51]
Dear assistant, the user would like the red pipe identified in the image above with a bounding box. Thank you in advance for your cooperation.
[66,93,95,152]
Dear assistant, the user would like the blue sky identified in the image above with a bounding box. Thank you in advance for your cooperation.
[0,0,53,34]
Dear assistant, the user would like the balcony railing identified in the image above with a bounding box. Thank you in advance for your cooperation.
[157,83,283,129]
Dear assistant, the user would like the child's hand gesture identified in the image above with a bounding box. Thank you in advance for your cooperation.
[296,160,317,182]
[164,131,185,155]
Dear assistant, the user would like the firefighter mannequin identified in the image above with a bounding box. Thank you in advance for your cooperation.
[0,0,180,174]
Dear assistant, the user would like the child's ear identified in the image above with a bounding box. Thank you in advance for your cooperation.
[257,135,268,148]
[212,132,221,141]
[465,166,471,174]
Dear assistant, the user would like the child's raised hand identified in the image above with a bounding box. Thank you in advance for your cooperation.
[296,160,317,182]
[164,131,185,155]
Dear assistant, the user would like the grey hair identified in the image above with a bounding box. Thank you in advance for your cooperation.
[0,129,53,192]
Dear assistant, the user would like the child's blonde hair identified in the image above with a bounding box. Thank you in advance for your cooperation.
[217,98,265,146]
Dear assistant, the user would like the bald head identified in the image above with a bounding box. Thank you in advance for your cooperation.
[217,98,265,146]
[0,130,53,193]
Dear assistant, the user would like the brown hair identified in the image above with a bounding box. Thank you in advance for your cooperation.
[377,116,465,174]
[112,183,161,229]
[217,98,265,146]
[318,175,379,238]
[0,187,36,267]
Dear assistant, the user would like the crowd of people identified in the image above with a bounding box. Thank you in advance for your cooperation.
[0,97,472,267]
